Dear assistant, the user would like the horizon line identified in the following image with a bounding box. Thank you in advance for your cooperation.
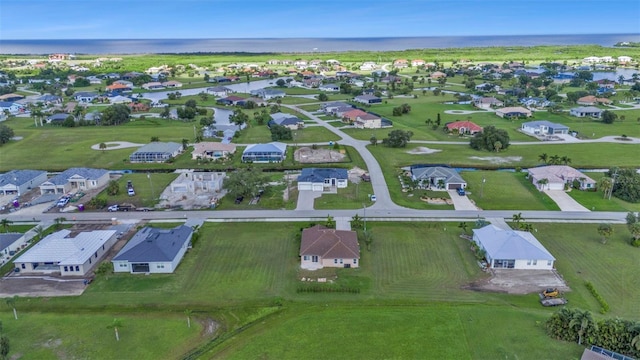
[2,32,640,41]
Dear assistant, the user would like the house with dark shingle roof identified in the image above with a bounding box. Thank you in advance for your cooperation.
[112,225,193,274]
[297,168,348,192]
[410,166,467,190]
[300,225,360,270]
[39,168,110,195]
[269,112,304,130]
[0,170,47,196]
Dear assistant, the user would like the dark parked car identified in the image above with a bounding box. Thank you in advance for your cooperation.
[234,196,244,204]
[457,188,466,196]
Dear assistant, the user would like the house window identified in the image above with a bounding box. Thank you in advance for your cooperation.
[547,260,552,266]
[334,259,338,264]
[75,266,79,271]
[354,259,357,264]
[89,259,92,264]
[21,264,25,269]
[64,266,68,271]
[312,256,318,262]
[94,252,98,258]
[527,260,532,265]
[303,256,309,261]
[532,260,537,266]
[339,259,343,264]
[102,245,105,250]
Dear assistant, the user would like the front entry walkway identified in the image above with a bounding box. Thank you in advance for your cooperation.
[543,190,590,212]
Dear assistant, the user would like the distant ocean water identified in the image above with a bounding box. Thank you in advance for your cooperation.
[1,34,639,55]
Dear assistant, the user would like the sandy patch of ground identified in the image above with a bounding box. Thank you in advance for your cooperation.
[406,147,442,155]
[468,156,522,164]
[199,318,220,336]
[90,141,144,150]
[295,147,346,163]
[348,167,367,183]
[420,196,453,205]
[465,269,569,295]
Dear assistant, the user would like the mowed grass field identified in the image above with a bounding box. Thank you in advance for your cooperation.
[0,312,203,360]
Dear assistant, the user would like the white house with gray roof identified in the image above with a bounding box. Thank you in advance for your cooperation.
[472,225,555,270]
[112,225,193,274]
[39,168,110,195]
[269,112,303,130]
[13,229,117,276]
[569,106,603,119]
[410,166,467,190]
[297,168,348,192]
[0,170,47,196]
[129,142,183,163]
[521,120,569,136]
[250,88,286,100]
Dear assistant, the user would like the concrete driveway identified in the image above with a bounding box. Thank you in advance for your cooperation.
[543,190,590,212]
[447,190,478,210]
[296,190,322,211]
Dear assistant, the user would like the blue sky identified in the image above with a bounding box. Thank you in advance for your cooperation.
[1,0,639,39]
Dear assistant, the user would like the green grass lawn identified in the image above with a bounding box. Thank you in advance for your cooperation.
[567,172,640,212]
[0,311,203,360]
[463,171,560,210]
[313,181,374,210]
[209,305,583,360]
[94,173,179,208]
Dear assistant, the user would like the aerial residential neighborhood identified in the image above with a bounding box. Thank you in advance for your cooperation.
[0,12,639,358]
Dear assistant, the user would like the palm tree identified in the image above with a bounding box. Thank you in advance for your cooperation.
[0,219,12,233]
[512,213,524,227]
[5,296,18,320]
[99,142,107,152]
[537,178,549,190]
[549,154,561,165]
[54,217,66,230]
[538,153,548,164]
[597,223,613,244]
[107,318,123,341]
[569,309,595,345]
[184,309,193,328]
[561,156,571,165]
[33,226,45,242]
[458,222,468,235]
[520,223,534,232]
[629,323,640,351]
[598,177,613,199]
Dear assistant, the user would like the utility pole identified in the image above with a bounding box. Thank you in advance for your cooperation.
[148,172,155,201]
[363,204,367,232]
[481,177,486,198]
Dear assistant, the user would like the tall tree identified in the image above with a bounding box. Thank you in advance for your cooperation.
[602,110,618,124]
[0,124,14,145]
[101,104,131,126]
[223,168,269,199]
[569,309,596,345]
[0,219,12,233]
[599,177,613,199]
[184,309,193,328]
[512,213,524,227]
[538,153,548,164]
[381,130,413,148]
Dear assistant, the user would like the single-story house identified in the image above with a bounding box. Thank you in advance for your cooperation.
[242,142,287,163]
[269,112,304,130]
[411,59,426,67]
[0,102,25,115]
[430,71,447,79]
[108,95,132,104]
[319,83,340,92]
[191,142,236,160]
[410,166,466,190]
[577,96,612,106]
[162,80,182,88]
[129,142,183,163]
[112,225,193,274]
[206,86,233,97]
[521,121,569,136]
[46,113,73,124]
[520,97,552,108]
[217,95,246,106]
[360,62,377,71]
[354,113,382,129]
[445,120,483,135]
[0,169,48,196]
[321,101,352,115]
[113,80,134,88]
[300,225,359,270]
[36,94,62,104]
[0,94,24,102]
[1,233,23,261]
[618,55,633,64]
[39,167,110,195]
[74,92,98,103]
[106,83,132,93]
[353,94,382,105]
[473,97,504,109]
[393,59,408,68]
[297,168,348,192]
[342,109,369,123]
[250,88,286,100]
[472,225,555,270]
[170,171,225,193]
[569,106,603,118]
[527,165,596,191]
[14,229,117,276]
[141,82,165,90]
[495,106,532,119]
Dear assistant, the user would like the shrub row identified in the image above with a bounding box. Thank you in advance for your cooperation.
[296,285,360,294]
[585,281,610,314]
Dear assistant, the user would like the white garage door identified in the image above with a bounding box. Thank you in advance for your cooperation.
[547,182,564,191]
[298,183,312,191]
[312,184,324,192]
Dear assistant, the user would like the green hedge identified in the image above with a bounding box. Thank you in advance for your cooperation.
[585,281,610,314]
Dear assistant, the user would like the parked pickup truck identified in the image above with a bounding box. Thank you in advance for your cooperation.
[108,203,136,212]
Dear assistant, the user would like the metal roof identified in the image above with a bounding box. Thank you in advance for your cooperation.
[132,142,182,154]
[14,229,116,265]
[472,225,555,261]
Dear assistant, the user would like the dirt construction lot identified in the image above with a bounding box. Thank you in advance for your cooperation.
[467,269,570,294]
[0,277,87,298]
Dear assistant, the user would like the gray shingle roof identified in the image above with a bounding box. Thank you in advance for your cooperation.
[0,233,22,251]
[113,225,192,262]
[411,166,465,184]
[132,142,182,154]
[44,168,109,186]
[298,168,348,183]
[0,170,46,187]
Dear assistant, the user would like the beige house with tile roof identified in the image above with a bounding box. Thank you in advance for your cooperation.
[300,225,360,270]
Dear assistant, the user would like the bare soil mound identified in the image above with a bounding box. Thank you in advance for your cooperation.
[295,147,346,163]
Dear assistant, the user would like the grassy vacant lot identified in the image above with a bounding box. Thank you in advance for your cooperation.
[0,311,203,360]
[95,172,179,208]
[462,170,560,210]
[209,305,582,360]
[313,180,374,210]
